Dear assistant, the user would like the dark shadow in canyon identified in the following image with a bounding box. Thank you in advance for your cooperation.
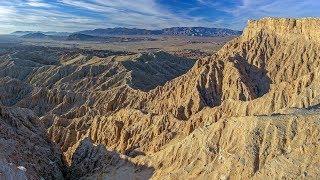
[67,138,155,180]
[121,51,196,91]
[233,54,272,99]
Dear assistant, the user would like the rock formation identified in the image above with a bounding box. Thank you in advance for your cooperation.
[0,18,320,179]
[0,105,65,179]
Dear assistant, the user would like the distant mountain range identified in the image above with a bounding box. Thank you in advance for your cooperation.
[20,32,109,41]
[20,32,156,42]
[21,32,50,39]
[20,32,66,41]
[77,27,242,37]
[12,31,71,36]
[160,27,242,36]
[66,33,155,42]
[77,28,158,36]
[12,27,241,38]
[66,33,103,41]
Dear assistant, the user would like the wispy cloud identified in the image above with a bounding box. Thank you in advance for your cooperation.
[0,0,319,34]
[0,0,216,33]
[0,0,106,33]
[203,0,320,29]
[59,0,213,29]
[27,0,52,7]
[0,6,16,16]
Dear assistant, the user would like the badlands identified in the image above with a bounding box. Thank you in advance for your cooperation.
[0,18,320,179]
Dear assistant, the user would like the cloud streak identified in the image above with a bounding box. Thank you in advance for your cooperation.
[59,0,214,29]
[210,0,320,29]
[0,0,319,34]
[27,0,52,7]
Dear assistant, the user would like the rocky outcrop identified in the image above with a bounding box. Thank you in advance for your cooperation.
[0,160,28,180]
[0,105,65,179]
[67,138,154,180]
[139,109,320,179]
[243,18,320,42]
[49,109,186,159]
[0,77,32,106]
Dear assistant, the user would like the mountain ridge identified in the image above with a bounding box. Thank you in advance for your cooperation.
[12,31,71,36]
[12,26,241,37]
[21,32,50,39]
[77,27,242,37]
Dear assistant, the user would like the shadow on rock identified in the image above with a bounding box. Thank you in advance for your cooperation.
[68,137,155,180]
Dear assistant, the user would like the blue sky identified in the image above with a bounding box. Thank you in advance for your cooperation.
[0,0,319,34]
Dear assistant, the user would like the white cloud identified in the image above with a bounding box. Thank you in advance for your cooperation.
[59,0,213,29]
[0,6,16,16]
[0,0,228,33]
[0,2,106,33]
[208,0,320,29]
[0,0,318,34]
[27,0,52,8]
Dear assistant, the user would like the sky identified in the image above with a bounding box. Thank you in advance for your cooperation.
[0,0,319,34]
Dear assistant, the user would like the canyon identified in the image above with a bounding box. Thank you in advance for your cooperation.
[0,18,320,179]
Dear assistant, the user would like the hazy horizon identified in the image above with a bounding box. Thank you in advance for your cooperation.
[0,0,319,34]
